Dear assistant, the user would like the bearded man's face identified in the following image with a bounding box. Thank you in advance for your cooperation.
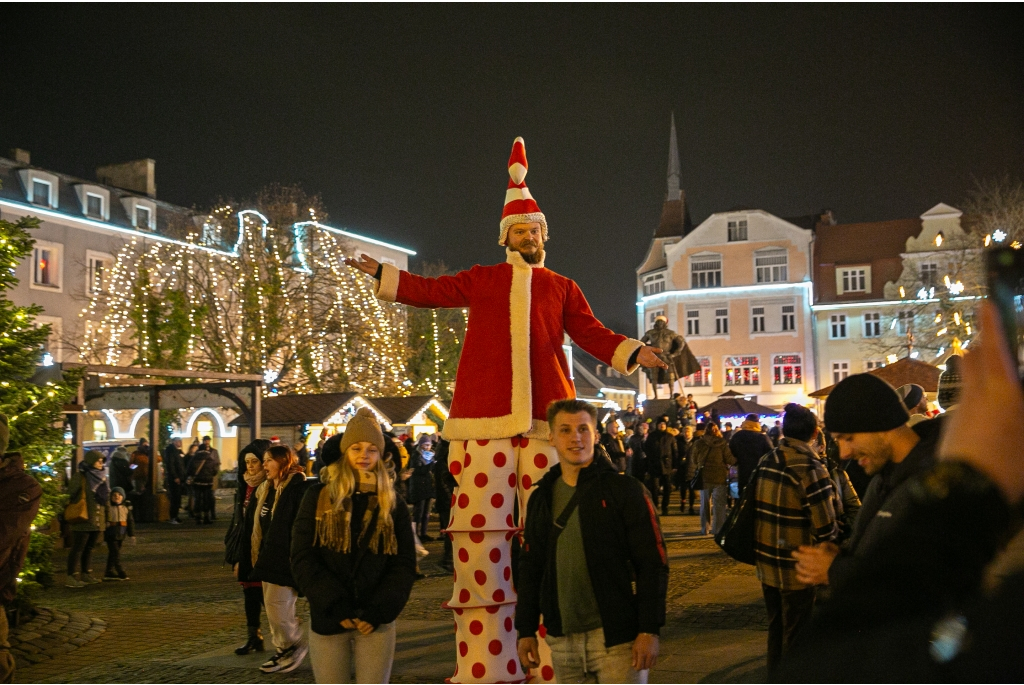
[507,222,545,264]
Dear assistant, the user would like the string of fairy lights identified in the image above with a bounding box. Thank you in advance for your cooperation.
[80,207,413,396]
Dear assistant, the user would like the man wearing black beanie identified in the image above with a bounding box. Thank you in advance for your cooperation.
[791,373,943,592]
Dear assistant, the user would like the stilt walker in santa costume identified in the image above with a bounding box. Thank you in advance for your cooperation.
[347,137,667,683]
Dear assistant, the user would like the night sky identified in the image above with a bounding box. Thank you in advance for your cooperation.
[4,5,1022,334]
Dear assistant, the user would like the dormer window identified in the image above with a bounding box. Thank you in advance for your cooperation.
[74,184,110,221]
[643,272,666,295]
[33,179,52,205]
[120,196,157,230]
[136,205,151,229]
[18,169,60,208]
[86,193,105,218]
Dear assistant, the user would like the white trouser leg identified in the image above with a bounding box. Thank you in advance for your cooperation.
[262,582,302,651]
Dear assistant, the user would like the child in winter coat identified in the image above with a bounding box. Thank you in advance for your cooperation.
[103,487,135,580]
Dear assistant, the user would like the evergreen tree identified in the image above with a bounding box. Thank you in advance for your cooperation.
[0,210,83,610]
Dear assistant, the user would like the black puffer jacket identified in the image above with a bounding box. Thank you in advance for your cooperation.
[643,429,677,476]
[516,458,669,648]
[247,473,311,588]
[291,484,416,634]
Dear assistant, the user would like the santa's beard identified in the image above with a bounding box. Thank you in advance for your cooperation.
[516,245,545,264]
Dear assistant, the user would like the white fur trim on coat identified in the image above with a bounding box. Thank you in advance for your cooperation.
[374,262,400,302]
[611,338,644,376]
[439,250,536,442]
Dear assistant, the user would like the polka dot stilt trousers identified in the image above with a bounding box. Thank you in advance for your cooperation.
[445,436,557,683]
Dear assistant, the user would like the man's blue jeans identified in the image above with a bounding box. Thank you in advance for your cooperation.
[545,627,647,684]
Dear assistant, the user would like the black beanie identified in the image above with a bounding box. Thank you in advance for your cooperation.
[319,433,344,467]
[824,374,910,434]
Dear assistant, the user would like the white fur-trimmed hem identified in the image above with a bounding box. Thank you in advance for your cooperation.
[612,338,644,375]
[440,416,550,442]
[374,263,400,302]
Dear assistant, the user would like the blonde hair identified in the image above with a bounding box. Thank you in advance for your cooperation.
[321,445,396,515]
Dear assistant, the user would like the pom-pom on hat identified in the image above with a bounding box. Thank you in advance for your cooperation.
[498,137,548,245]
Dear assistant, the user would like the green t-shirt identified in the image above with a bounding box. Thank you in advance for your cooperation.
[552,478,603,634]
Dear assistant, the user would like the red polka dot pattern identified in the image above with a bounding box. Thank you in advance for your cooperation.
[444,438,556,683]
[542,665,554,681]
[450,460,462,476]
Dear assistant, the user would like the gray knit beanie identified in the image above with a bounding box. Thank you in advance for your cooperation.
[339,408,385,455]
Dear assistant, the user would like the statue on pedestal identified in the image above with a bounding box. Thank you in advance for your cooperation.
[641,316,700,398]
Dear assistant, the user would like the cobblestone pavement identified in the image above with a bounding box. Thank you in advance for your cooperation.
[12,490,767,683]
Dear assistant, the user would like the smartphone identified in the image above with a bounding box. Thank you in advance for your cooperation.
[985,246,1024,378]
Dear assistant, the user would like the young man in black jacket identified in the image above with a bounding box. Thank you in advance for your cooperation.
[516,399,668,683]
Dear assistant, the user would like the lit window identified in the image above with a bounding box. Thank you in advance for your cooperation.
[772,354,803,385]
[691,256,722,289]
[840,268,867,293]
[725,355,760,386]
[755,249,788,283]
[86,193,104,218]
[781,305,796,332]
[715,309,728,335]
[832,361,850,384]
[686,310,699,336]
[92,420,108,441]
[32,179,52,206]
[136,205,152,229]
[196,420,214,438]
[752,307,765,333]
[863,312,881,338]
[727,219,748,242]
[865,359,886,371]
[684,356,711,387]
[830,314,848,339]
[32,245,61,289]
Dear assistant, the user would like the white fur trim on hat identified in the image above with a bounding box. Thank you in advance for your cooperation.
[498,212,549,246]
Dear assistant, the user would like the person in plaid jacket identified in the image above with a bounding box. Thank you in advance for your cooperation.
[753,403,839,675]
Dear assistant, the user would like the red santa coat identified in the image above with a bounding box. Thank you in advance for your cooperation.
[375,249,642,441]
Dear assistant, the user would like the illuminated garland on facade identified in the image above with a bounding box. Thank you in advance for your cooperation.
[81,207,411,396]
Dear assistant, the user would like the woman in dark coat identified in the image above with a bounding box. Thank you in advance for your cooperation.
[65,450,109,587]
[291,408,415,684]
[406,434,436,540]
[226,439,271,655]
[244,445,310,674]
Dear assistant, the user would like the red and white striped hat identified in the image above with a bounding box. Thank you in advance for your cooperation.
[498,136,548,245]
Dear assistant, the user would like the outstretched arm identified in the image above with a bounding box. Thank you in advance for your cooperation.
[346,252,472,308]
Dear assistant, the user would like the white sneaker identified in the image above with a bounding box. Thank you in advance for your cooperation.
[261,643,307,673]
[65,575,85,588]
[416,544,429,557]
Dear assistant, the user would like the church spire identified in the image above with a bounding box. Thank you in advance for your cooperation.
[667,112,681,200]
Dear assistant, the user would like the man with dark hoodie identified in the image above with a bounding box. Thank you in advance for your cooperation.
[791,373,943,592]
[729,414,774,497]
[1,413,42,683]
[516,399,668,683]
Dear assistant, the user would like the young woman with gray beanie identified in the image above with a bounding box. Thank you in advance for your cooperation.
[291,407,416,683]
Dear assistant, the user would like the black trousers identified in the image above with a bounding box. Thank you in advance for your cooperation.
[646,474,672,513]
[243,584,264,628]
[762,583,816,675]
[166,481,183,520]
[679,482,697,511]
[412,498,433,537]
[67,531,100,575]
[192,485,214,518]
[436,502,453,562]
[105,539,123,572]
